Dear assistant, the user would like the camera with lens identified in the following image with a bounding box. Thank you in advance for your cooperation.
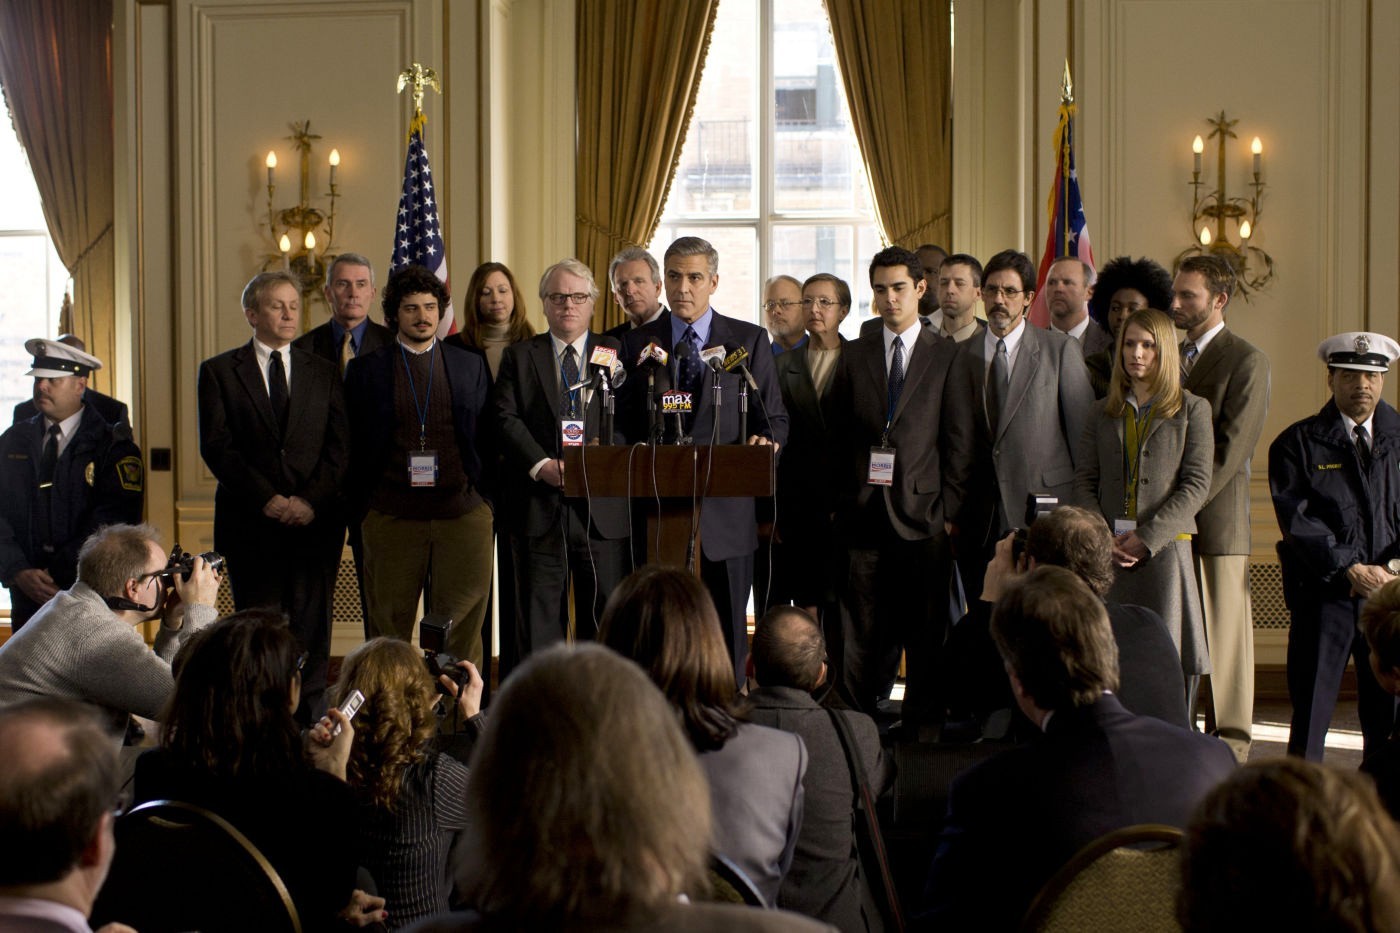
[159,544,226,582]
[419,614,467,696]
[1011,494,1060,563]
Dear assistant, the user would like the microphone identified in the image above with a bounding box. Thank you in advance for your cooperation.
[660,390,694,415]
[673,339,693,363]
[586,345,627,389]
[636,342,669,367]
[700,346,726,373]
[723,344,759,390]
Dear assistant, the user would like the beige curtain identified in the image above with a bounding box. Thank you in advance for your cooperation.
[576,0,718,331]
[824,0,952,249]
[0,0,116,393]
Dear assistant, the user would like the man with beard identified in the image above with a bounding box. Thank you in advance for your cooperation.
[764,275,809,354]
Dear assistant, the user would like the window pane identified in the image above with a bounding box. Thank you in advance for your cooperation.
[665,1,758,217]
[649,224,759,326]
[840,223,885,339]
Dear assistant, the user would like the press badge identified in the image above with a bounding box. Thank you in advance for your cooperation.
[561,419,585,448]
[409,450,439,488]
[1113,518,1137,535]
[868,447,896,486]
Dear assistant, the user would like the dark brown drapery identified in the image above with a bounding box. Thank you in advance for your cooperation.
[824,0,952,249]
[576,0,718,330]
[0,0,116,393]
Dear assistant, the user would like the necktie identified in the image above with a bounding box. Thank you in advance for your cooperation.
[987,338,1009,435]
[1355,424,1372,469]
[38,423,59,488]
[267,349,289,435]
[1181,341,1199,379]
[560,345,580,418]
[339,330,354,376]
[887,336,906,415]
[679,326,703,396]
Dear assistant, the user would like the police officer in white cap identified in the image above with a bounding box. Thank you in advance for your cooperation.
[1269,331,1400,761]
[0,339,143,628]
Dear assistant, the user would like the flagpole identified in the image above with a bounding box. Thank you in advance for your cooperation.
[1060,61,1073,259]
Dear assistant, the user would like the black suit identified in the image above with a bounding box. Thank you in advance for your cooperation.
[292,318,394,372]
[13,388,128,428]
[619,310,789,681]
[491,332,629,661]
[197,342,349,717]
[828,325,957,720]
[921,694,1235,930]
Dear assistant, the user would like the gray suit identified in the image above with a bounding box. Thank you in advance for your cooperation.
[1184,327,1270,751]
[1080,316,1114,357]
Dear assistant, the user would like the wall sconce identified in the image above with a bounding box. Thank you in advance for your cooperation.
[262,120,340,314]
[1177,111,1274,298]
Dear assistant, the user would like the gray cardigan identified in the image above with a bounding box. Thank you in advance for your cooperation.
[0,582,217,741]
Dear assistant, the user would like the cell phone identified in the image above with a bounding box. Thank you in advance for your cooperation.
[332,689,365,736]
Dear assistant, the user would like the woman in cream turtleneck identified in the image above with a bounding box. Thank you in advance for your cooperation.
[449,261,536,379]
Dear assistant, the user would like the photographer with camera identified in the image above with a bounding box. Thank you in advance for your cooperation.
[0,523,220,746]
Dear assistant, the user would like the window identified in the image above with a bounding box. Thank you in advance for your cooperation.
[650,0,881,339]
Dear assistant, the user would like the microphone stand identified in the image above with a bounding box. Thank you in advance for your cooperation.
[598,370,614,446]
[739,382,749,441]
[646,368,661,445]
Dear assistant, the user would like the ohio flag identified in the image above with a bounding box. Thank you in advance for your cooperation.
[391,111,454,336]
[1028,100,1094,329]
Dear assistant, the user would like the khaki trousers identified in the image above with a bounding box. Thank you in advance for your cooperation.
[361,503,494,666]
[1196,552,1254,758]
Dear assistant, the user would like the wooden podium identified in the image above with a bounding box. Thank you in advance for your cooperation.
[562,445,774,569]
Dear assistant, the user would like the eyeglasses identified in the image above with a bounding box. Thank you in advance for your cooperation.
[546,292,592,306]
[800,297,845,310]
[762,299,801,312]
[983,286,1025,299]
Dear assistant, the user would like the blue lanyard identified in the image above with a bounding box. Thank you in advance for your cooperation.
[398,341,437,450]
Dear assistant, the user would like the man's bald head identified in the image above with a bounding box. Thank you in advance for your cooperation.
[752,606,825,691]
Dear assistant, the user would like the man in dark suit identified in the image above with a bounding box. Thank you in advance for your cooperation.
[1044,256,1112,356]
[934,253,987,343]
[197,271,348,718]
[1269,331,1400,761]
[492,259,628,664]
[1172,254,1271,761]
[12,335,128,428]
[603,246,666,340]
[292,251,393,375]
[618,236,788,682]
[943,249,1094,600]
[828,246,957,725]
[344,265,493,667]
[747,606,892,931]
[922,566,1236,930]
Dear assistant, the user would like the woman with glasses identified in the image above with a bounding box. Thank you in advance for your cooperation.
[770,275,850,629]
[330,638,483,930]
[1083,256,1174,398]
[1073,308,1215,706]
[132,609,385,930]
[446,262,535,380]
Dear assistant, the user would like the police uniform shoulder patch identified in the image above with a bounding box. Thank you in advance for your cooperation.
[116,456,143,492]
[85,461,95,486]
[1316,463,1343,470]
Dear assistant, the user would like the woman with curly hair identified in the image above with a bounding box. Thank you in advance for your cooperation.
[1084,256,1174,398]
[445,261,535,380]
[330,637,483,930]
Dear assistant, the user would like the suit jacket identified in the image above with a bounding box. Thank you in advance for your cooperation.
[1072,394,1214,555]
[490,332,627,539]
[343,340,492,518]
[829,326,957,542]
[921,694,1236,930]
[292,318,394,370]
[944,324,1094,546]
[619,310,789,561]
[196,342,348,557]
[1183,328,1270,555]
[774,339,844,529]
[748,685,892,929]
[13,388,128,428]
[1079,316,1114,357]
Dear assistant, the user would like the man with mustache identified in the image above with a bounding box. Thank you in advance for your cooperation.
[1270,331,1400,761]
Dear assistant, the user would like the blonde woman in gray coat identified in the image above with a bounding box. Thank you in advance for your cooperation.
[1073,307,1215,703]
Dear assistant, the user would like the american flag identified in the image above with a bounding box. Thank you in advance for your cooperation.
[1028,100,1095,329]
[391,112,454,336]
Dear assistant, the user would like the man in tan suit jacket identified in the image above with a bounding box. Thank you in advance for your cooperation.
[1173,254,1271,761]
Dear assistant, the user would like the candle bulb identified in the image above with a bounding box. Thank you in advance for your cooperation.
[278,233,291,270]
[328,148,340,186]
[266,151,277,188]
[1239,220,1252,240]
[304,230,316,250]
[1192,135,1203,175]
[1200,227,1212,246]
[1251,136,1262,177]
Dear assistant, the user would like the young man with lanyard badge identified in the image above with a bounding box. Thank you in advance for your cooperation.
[344,265,494,667]
[829,246,959,730]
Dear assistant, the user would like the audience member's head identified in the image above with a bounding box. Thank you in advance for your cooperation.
[991,566,1119,718]
[331,637,439,809]
[76,522,166,607]
[1087,255,1173,336]
[1179,757,1400,932]
[598,566,744,751]
[381,264,451,333]
[1362,579,1400,697]
[1025,505,1116,598]
[0,699,118,912]
[751,606,825,692]
[460,643,712,926]
[161,609,304,780]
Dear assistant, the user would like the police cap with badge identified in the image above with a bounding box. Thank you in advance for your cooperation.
[1318,332,1400,372]
[25,337,102,379]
